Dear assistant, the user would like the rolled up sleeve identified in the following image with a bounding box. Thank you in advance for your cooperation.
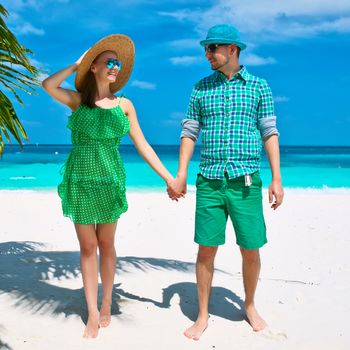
[258,115,279,139]
[257,80,279,139]
[180,85,202,141]
[181,118,201,141]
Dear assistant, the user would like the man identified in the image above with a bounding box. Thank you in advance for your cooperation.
[170,24,284,340]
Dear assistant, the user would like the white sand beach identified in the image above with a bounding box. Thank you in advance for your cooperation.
[0,189,349,350]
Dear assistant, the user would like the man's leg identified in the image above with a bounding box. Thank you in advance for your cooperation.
[240,247,267,331]
[185,175,226,340]
[226,173,267,331]
[184,245,218,340]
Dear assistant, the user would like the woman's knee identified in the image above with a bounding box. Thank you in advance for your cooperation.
[97,238,115,256]
[80,241,98,257]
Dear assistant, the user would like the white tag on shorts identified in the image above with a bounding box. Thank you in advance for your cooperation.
[244,174,252,187]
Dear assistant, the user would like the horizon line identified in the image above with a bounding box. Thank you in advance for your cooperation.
[3,143,350,148]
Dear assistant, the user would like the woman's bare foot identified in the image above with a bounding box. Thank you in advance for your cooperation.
[99,302,111,328]
[245,304,267,331]
[83,311,100,338]
[184,317,208,340]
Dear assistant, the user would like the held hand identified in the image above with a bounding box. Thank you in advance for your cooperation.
[166,176,187,201]
[268,179,284,210]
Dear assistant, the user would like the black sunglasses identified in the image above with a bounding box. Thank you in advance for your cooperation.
[204,44,228,53]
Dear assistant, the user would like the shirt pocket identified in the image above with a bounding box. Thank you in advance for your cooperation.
[232,91,260,130]
[199,94,224,119]
[232,91,259,115]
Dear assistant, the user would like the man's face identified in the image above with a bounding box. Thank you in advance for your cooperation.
[204,44,235,71]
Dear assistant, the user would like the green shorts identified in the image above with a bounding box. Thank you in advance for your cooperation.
[195,172,267,250]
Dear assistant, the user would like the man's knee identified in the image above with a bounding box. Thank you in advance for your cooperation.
[240,248,260,264]
[197,245,218,262]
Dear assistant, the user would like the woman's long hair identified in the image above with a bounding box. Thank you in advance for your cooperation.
[80,70,97,108]
[80,51,116,108]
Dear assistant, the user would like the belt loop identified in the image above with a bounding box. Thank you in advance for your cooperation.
[222,170,228,190]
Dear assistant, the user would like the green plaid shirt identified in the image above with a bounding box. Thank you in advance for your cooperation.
[185,66,275,180]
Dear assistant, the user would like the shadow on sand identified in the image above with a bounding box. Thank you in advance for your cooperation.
[0,241,244,327]
[157,282,245,322]
[0,323,13,350]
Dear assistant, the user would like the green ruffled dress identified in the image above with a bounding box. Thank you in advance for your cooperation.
[58,104,130,224]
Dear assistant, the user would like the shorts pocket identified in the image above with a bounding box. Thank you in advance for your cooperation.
[195,174,205,187]
[252,172,262,187]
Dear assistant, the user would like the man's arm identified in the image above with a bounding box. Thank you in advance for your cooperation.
[167,84,201,200]
[257,79,283,209]
[167,137,195,200]
[263,134,284,210]
[176,137,196,194]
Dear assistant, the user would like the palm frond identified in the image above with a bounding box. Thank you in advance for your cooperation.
[0,4,40,155]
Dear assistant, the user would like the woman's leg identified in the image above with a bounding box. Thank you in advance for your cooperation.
[96,222,118,327]
[75,223,99,338]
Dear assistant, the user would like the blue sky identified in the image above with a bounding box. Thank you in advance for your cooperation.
[3,0,350,146]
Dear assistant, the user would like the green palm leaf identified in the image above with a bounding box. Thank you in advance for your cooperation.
[0,4,40,155]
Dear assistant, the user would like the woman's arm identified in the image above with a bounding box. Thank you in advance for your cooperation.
[42,52,87,110]
[122,98,175,186]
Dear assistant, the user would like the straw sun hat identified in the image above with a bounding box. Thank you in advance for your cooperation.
[75,34,135,93]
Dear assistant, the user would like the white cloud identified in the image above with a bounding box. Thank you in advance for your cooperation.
[3,58,45,75]
[170,56,200,66]
[14,22,45,36]
[29,58,44,67]
[61,81,73,89]
[159,0,350,42]
[163,111,184,126]
[242,54,276,66]
[130,80,156,90]
[4,0,34,10]
[37,73,49,82]
[38,73,72,89]
[274,96,290,103]
[158,9,193,22]
[4,0,69,11]
[280,17,350,38]
[168,39,200,50]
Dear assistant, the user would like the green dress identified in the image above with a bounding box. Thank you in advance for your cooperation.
[58,104,130,224]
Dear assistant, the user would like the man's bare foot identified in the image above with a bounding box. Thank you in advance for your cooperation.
[245,304,267,331]
[99,302,111,328]
[184,318,208,341]
[83,312,100,338]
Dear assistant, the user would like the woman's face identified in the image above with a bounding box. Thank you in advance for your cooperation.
[91,51,120,84]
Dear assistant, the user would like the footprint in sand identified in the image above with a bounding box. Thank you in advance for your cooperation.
[259,328,288,341]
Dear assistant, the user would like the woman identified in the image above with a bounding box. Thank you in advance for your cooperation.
[42,34,179,338]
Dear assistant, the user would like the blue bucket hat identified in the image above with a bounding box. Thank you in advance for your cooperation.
[200,24,247,50]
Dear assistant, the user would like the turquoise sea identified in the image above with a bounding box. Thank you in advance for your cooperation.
[1,145,350,190]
